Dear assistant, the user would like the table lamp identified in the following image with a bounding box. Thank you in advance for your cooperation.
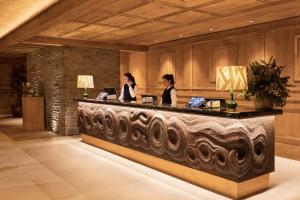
[216,66,248,111]
[77,75,94,99]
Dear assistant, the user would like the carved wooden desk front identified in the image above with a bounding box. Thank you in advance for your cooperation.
[76,99,281,199]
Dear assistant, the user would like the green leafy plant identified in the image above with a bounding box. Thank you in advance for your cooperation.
[9,64,27,106]
[242,57,292,109]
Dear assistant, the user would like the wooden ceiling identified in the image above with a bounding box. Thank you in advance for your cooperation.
[0,0,300,55]
[0,0,58,39]
[36,0,300,45]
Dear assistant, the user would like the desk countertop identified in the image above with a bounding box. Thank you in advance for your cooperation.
[75,98,282,119]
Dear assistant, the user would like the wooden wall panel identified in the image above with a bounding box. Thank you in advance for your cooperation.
[173,46,192,89]
[192,43,212,88]
[159,54,175,82]
[265,26,300,81]
[210,44,237,82]
[262,26,300,148]
[119,51,129,90]
[146,50,160,89]
[276,112,300,139]
[120,51,147,94]
[236,32,265,66]
[129,52,147,89]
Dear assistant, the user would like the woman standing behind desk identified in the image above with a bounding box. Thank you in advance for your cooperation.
[119,73,138,102]
[161,74,177,107]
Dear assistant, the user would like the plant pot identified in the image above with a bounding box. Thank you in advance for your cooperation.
[253,95,274,110]
[11,105,22,118]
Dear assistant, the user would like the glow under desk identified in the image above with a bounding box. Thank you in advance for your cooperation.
[76,99,282,199]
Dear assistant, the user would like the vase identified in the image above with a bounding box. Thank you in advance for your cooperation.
[253,95,274,110]
[11,105,22,118]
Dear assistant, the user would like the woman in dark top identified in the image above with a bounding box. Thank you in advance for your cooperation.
[161,74,177,106]
[119,73,138,102]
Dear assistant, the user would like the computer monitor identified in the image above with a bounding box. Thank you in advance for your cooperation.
[103,87,118,96]
[96,87,118,101]
[186,97,226,109]
[186,97,206,108]
[141,95,158,104]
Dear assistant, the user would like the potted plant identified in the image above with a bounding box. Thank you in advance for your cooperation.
[9,64,27,117]
[242,57,291,110]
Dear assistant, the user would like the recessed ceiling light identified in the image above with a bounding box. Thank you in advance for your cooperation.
[179,34,183,38]
[209,28,214,31]
[155,40,158,43]
[249,20,255,23]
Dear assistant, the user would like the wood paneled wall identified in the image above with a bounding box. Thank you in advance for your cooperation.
[120,51,147,95]
[120,20,300,147]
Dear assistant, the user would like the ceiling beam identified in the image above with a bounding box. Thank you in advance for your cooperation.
[0,56,26,63]
[0,0,117,52]
[24,36,148,52]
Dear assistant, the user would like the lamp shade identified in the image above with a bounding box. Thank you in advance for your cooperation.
[216,66,248,91]
[77,75,94,89]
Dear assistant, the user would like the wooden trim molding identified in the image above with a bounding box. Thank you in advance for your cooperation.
[0,57,26,64]
[24,36,147,52]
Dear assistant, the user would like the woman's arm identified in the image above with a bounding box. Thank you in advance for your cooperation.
[119,86,124,101]
[129,85,138,98]
[171,89,177,107]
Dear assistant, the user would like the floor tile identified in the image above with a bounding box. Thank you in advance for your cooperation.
[1,117,300,200]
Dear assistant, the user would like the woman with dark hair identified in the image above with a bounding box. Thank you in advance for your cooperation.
[119,73,138,102]
[161,74,177,106]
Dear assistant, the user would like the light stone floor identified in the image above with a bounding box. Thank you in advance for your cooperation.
[0,116,300,200]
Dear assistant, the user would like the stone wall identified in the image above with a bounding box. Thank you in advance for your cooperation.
[63,46,120,135]
[27,47,65,133]
[27,46,120,135]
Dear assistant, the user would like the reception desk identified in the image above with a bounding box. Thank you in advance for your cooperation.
[76,98,282,199]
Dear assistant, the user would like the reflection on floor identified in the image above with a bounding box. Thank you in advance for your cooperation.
[0,116,300,200]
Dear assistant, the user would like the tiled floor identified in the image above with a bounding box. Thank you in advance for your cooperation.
[0,116,300,200]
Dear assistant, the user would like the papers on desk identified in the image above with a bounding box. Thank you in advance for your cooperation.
[206,100,221,108]
[142,96,154,103]
[107,94,117,100]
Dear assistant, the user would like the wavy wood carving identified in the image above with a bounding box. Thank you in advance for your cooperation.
[78,102,274,182]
